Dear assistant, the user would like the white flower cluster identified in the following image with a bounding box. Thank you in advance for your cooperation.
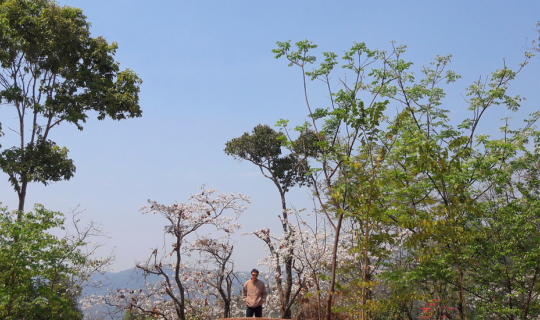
[81,187,249,319]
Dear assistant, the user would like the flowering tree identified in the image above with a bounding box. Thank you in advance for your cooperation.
[83,187,249,320]
[250,216,311,318]
[187,235,238,318]
[249,208,360,319]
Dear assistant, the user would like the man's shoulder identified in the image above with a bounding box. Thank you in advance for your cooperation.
[244,280,265,287]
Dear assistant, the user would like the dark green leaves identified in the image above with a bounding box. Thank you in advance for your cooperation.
[224,124,311,192]
[0,0,143,211]
[0,138,75,192]
[225,124,283,163]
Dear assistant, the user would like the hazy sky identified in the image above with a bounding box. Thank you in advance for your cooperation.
[0,0,539,272]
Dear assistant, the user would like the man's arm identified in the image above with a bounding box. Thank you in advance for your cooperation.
[242,282,248,301]
[261,282,267,303]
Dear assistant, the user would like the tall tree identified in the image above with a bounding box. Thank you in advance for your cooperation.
[225,124,311,318]
[271,37,538,319]
[272,40,397,319]
[0,0,143,213]
[225,124,310,229]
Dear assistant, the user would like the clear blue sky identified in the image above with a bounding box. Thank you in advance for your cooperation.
[1,0,539,272]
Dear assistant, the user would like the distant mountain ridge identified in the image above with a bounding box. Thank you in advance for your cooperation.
[81,267,248,318]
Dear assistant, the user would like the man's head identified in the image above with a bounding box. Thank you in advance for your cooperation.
[251,269,259,282]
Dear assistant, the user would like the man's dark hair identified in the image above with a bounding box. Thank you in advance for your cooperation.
[251,269,259,275]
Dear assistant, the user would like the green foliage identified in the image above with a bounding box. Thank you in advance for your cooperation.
[272,39,318,67]
[224,124,311,193]
[0,0,142,123]
[0,204,85,319]
[0,138,75,193]
[122,310,153,320]
[273,34,540,320]
[368,47,538,319]
[0,0,143,211]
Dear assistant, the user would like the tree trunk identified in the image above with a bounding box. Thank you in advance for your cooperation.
[9,180,27,316]
[223,300,230,318]
[451,242,468,320]
[279,189,294,319]
[174,222,186,320]
[17,180,27,215]
[281,252,293,319]
[325,212,344,320]
[315,277,322,320]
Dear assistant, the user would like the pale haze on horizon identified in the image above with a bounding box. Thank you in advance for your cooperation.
[0,0,539,273]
